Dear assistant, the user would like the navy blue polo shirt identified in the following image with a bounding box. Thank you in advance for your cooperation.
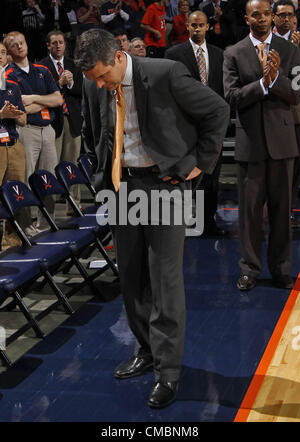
[0,79,25,141]
[6,62,59,127]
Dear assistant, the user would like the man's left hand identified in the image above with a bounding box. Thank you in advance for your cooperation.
[162,167,202,185]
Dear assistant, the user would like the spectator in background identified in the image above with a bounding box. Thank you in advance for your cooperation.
[113,28,130,51]
[0,42,27,250]
[129,36,146,55]
[202,0,235,49]
[100,0,131,34]
[141,0,167,57]
[124,0,146,37]
[170,0,190,46]
[76,0,101,34]
[4,31,63,234]
[42,0,71,34]
[22,0,46,61]
[40,30,83,215]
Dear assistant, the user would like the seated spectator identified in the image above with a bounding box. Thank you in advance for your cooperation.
[22,0,46,61]
[141,0,167,57]
[113,28,130,51]
[129,36,146,55]
[100,0,131,34]
[76,0,101,34]
[170,0,190,46]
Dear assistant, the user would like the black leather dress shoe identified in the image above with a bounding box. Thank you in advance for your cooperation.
[236,275,256,291]
[272,275,294,289]
[148,381,178,409]
[114,355,153,379]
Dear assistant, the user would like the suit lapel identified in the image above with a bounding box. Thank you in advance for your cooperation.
[46,56,59,82]
[183,40,200,79]
[243,35,263,78]
[132,56,148,135]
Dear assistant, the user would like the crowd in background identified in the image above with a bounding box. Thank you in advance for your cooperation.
[1,0,300,61]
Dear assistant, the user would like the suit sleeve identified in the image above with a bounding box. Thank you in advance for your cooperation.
[169,62,230,176]
[269,44,300,105]
[223,47,265,110]
[81,79,98,169]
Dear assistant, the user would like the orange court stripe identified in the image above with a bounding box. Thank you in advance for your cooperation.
[234,273,300,422]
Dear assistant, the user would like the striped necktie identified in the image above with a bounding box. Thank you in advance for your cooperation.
[111,84,126,192]
[196,47,207,85]
[57,61,69,115]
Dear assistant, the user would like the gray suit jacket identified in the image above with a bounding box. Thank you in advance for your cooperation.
[82,55,230,190]
[223,34,300,162]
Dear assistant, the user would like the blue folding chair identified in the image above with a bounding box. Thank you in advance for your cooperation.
[55,161,99,216]
[29,169,118,277]
[77,154,96,198]
[0,202,74,366]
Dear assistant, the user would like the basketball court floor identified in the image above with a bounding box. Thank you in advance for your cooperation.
[0,171,299,424]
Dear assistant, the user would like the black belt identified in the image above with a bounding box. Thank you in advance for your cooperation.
[0,139,17,147]
[122,166,159,177]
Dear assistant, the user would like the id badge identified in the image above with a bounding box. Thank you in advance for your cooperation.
[0,127,11,143]
[41,108,51,120]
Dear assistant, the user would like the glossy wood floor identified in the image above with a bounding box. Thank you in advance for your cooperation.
[0,181,299,423]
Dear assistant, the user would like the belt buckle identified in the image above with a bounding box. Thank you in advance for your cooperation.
[127,167,133,177]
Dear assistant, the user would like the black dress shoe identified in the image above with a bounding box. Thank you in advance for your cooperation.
[114,355,153,379]
[236,275,256,291]
[148,381,178,409]
[272,275,294,289]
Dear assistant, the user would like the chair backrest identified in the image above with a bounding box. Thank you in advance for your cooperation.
[1,181,40,216]
[55,161,89,191]
[78,154,94,182]
[29,170,67,202]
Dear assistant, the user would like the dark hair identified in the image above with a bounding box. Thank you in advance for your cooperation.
[74,29,120,71]
[113,28,129,38]
[273,0,295,14]
[46,30,66,44]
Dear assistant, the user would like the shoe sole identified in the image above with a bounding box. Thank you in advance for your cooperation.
[114,362,153,379]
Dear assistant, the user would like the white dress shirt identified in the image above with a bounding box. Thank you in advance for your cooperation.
[249,31,278,94]
[189,38,209,78]
[110,53,155,168]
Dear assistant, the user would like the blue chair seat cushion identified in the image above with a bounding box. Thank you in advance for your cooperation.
[31,229,95,252]
[0,244,71,270]
[0,261,41,293]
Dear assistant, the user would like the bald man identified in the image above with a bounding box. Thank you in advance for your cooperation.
[223,0,300,291]
[165,11,227,236]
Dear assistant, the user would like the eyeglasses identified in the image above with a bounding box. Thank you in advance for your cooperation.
[275,12,295,19]
[133,44,146,49]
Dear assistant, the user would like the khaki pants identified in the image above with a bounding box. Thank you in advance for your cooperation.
[0,140,25,250]
[19,124,57,229]
[55,115,82,213]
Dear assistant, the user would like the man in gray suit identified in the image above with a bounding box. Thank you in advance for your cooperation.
[223,0,300,291]
[75,29,229,408]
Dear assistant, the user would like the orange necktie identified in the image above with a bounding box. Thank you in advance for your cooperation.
[257,43,267,69]
[111,84,126,192]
